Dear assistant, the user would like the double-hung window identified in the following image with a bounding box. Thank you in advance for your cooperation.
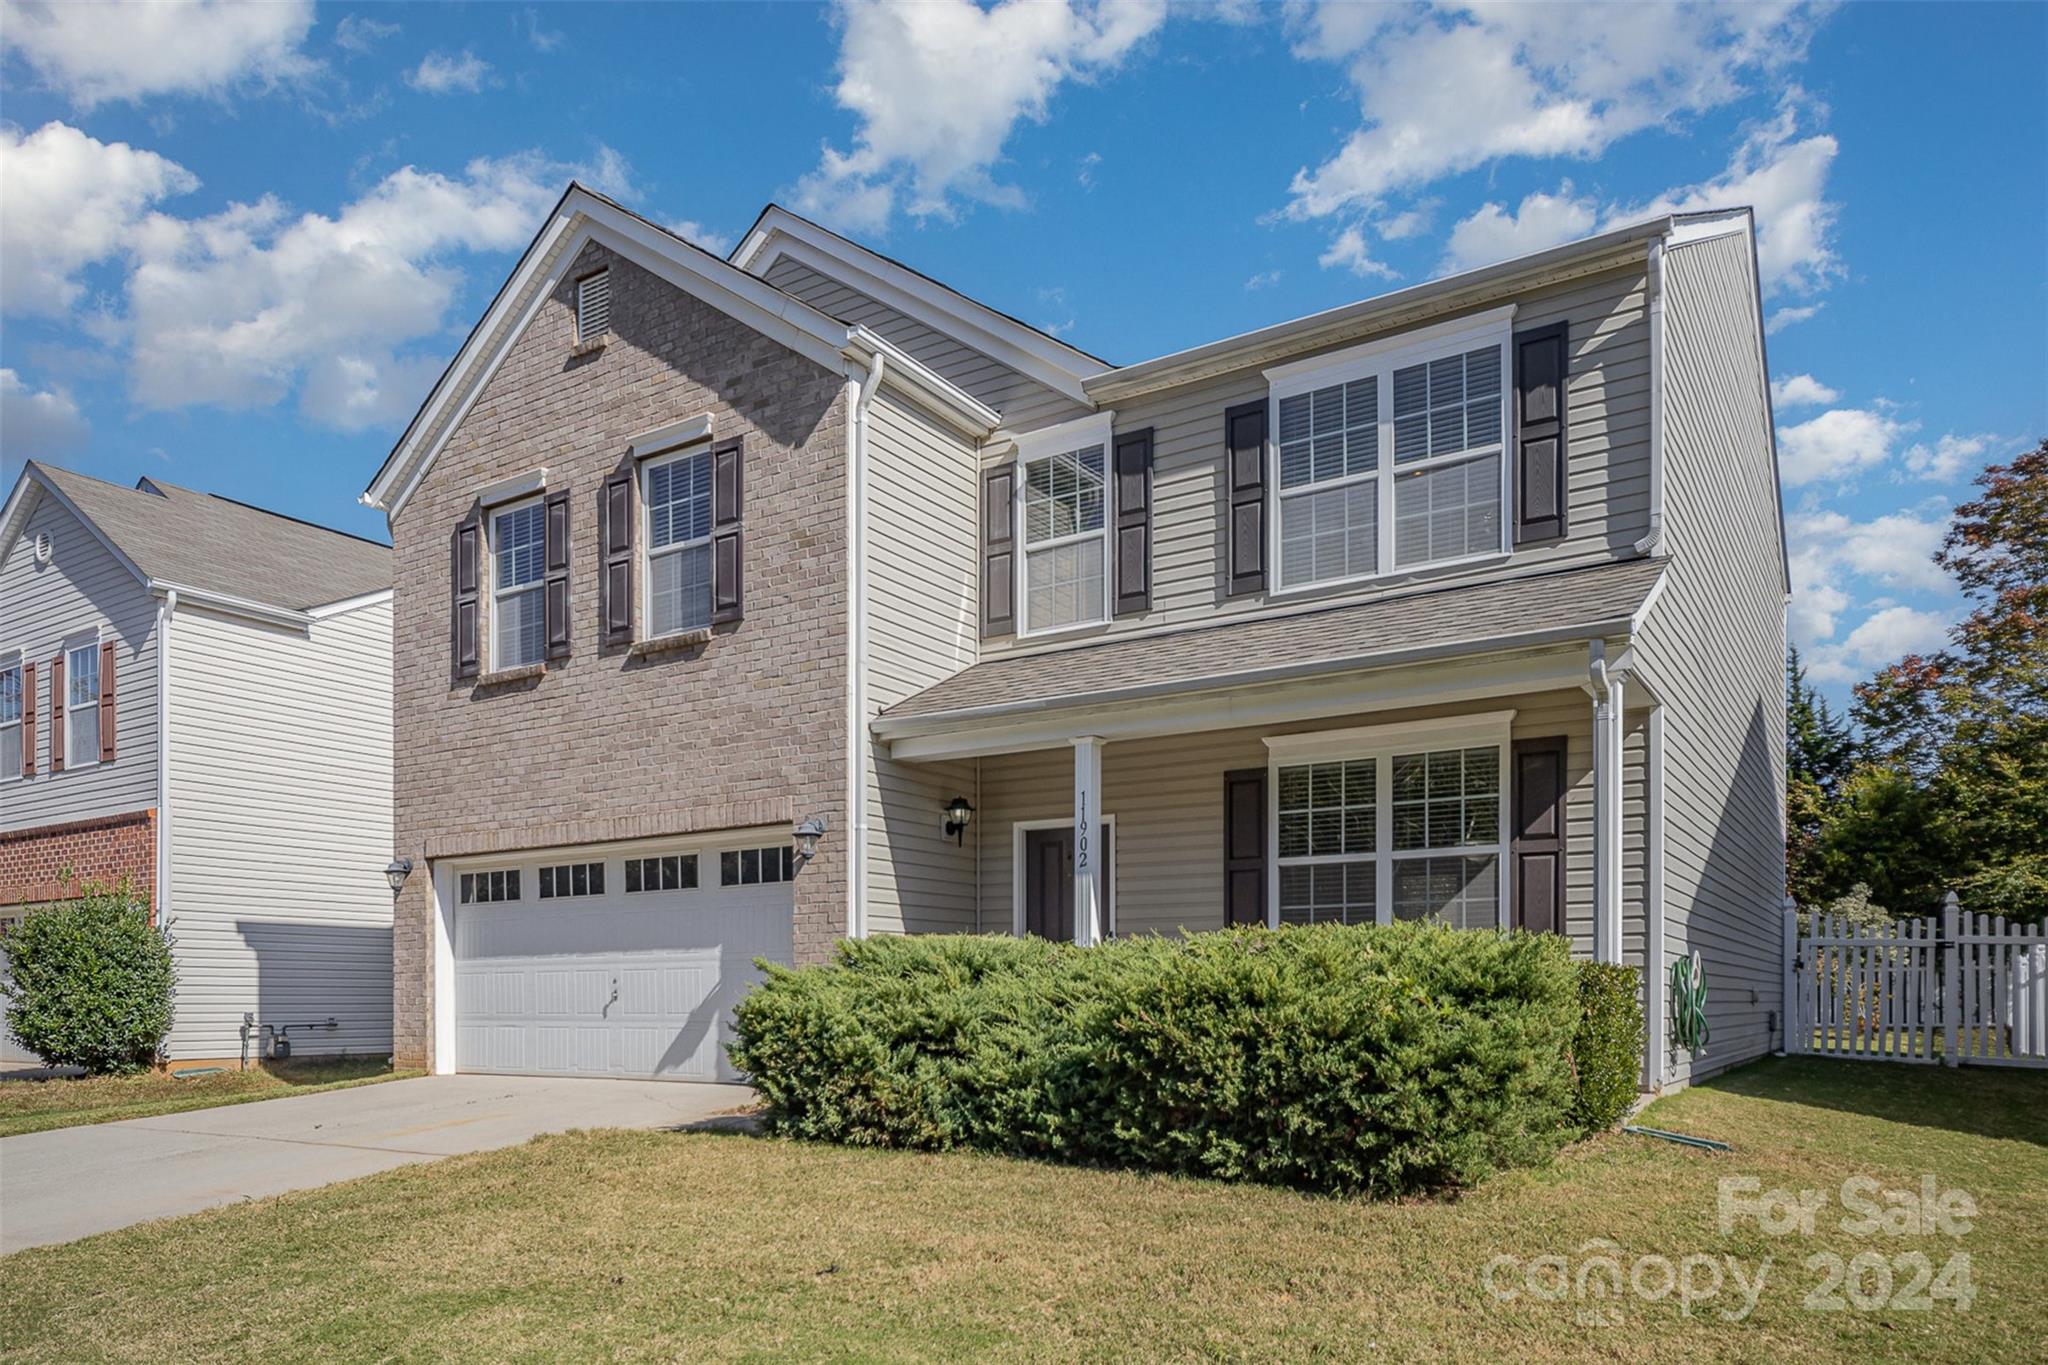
[641,447,713,636]
[1269,716,1509,932]
[65,638,99,768]
[490,499,547,669]
[0,654,20,779]
[1267,308,1511,591]
[1019,442,1109,635]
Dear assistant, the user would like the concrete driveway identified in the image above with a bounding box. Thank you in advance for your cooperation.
[0,1074,751,1253]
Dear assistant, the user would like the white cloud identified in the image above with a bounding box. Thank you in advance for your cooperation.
[1777,406,1913,486]
[1788,505,1956,679]
[1244,269,1283,291]
[1439,186,1596,275]
[1806,606,1953,682]
[334,14,399,57]
[407,49,491,95]
[517,7,565,53]
[0,368,90,456]
[667,219,734,256]
[1770,373,1838,409]
[0,122,200,317]
[1318,223,1397,279]
[0,0,317,107]
[1375,202,1434,241]
[793,0,1166,232]
[1766,303,1819,334]
[1903,432,1994,483]
[1788,508,1951,597]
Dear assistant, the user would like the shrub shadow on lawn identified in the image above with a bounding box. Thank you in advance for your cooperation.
[1698,1056,2048,1148]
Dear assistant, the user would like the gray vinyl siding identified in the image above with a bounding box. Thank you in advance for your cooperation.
[969,689,1644,955]
[0,494,160,831]
[763,255,1090,431]
[1633,231,1787,1087]
[863,388,979,933]
[163,598,395,1060]
[978,260,1655,658]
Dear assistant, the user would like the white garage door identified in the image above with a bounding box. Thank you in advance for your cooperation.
[453,845,794,1082]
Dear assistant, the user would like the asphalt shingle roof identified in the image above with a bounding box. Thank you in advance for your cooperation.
[27,462,390,612]
[880,557,1666,725]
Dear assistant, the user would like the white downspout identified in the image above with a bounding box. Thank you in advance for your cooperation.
[845,351,884,939]
[1642,705,1666,1090]
[154,589,176,928]
[1634,236,1667,556]
[1585,641,1623,965]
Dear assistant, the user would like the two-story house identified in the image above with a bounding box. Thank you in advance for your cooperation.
[1,463,395,1067]
[364,186,1785,1091]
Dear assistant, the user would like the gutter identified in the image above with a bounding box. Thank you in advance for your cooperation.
[1635,235,1667,555]
[149,581,313,632]
[842,325,1000,436]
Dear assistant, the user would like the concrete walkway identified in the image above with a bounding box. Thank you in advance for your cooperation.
[0,1074,751,1253]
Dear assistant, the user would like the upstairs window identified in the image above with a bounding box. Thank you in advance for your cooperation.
[0,656,19,779]
[576,269,612,342]
[1020,444,1107,635]
[66,640,99,768]
[491,499,547,669]
[642,448,713,636]
[1277,378,1378,588]
[1391,346,1503,568]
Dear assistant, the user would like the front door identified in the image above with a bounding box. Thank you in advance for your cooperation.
[1024,825,1113,940]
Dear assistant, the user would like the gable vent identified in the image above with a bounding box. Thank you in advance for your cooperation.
[576,269,612,342]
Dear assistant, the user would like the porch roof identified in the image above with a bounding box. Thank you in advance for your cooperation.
[875,557,1664,737]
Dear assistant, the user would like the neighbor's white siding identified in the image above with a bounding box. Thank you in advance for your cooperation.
[163,596,394,1060]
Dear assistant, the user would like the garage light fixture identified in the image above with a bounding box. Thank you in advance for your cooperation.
[943,796,975,846]
[384,857,413,896]
[793,815,828,864]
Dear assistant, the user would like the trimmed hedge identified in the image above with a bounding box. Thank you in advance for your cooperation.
[1,884,174,1074]
[732,923,1637,1197]
[1572,962,1646,1131]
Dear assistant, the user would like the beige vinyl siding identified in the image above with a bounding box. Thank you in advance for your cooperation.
[163,597,394,1060]
[0,494,159,831]
[977,261,1654,657]
[970,688,1645,954]
[1633,230,1787,1086]
[764,255,1090,431]
[863,388,979,932]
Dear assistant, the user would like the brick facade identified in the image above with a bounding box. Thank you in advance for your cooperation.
[0,809,157,912]
[389,240,850,1070]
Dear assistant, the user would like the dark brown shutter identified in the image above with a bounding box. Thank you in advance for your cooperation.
[710,437,744,625]
[1223,767,1267,927]
[1113,427,1153,616]
[1224,400,1267,596]
[1511,737,1568,934]
[981,463,1016,636]
[98,639,116,763]
[601,470,636,646]
[1513,322,1569,543]
[48,653,64,773]
[451,510,481,679]
[20,660,34,777]
[544,488,571,661]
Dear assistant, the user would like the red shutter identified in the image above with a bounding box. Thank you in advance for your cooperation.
[1224,400,1268,596]
[99,639,116,763]
[48,652,64,773]
[1223,767,1266,927]
[544,488,571,661]
[452,511,481,679]
[19,660,34,778]
[710,437,744,625]
[981,463,1016,636]
[601,470,636,646]
[1113,428,1153,616]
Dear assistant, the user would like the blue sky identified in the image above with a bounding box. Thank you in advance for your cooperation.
[2,1,2043,703]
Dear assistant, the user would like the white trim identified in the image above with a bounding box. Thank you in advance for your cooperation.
[155,589,174,922]
[1635,237,1666,556]
[305,587,396,620]
[1014,414,1116,640]
[1009,410,1114,462]
[844,356,883,939]
[628,413,716,459]
[1263,709,1516,760]
[431,860,457,1075]
[1009,815,1116,939]
[1263,305,1517,391]
[847,327,1001,437]
[2,467,152,590]
[637,446,714,640]
[60,627,104,772]
[0,647,22,785]
[487,495,547,671]
[475,467,550,508]
[150,581,313,631]
[1643,704,1667,1090]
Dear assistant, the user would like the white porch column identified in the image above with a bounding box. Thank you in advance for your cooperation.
[1072,736,1105,946]
[1590,656,1626,965]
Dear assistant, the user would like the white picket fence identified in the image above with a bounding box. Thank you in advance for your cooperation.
[1787,893,2048,1068]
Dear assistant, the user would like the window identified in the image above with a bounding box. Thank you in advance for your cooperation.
[66,641,99,768]
[720,844,794,887]
[641,449,713,636]
[460,869,522,904]
[626,854,699,893]
[491,499,547,669]
[1020,444,1108,634]
[576,269,611,342]
[1268,313,1509,591]
[0,656,20,780]
[539,862,606,899]
[1271,722,1508,932]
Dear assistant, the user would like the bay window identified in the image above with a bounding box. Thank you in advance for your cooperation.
[641,446,713,637]
[490,498,547,669]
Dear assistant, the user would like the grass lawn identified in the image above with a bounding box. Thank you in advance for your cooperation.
[0,1058,418,1138]
[2,1057,2042,1362]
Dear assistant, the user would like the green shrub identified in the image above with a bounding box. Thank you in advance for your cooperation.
[1570,962,1646,1132]
[732,923,1589,1197]
[1,884,174,1074]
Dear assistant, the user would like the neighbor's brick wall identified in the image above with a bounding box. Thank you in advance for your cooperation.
[388,239,850,1070]
[0,809,157,911]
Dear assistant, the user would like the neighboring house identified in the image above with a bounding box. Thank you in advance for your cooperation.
[0,463,395,1066]
[364,184,1785,1091]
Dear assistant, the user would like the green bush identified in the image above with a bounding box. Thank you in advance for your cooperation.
[1570,962,1646,1132]
[1,884,174,1074]
[731,923,1592,1197]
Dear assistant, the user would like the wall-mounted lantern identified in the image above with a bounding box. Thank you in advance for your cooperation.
[794,815,828,864]
[383,857,413,898]
[943,796,975,846]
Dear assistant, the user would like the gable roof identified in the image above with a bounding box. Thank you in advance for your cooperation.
[361,184,997,520]
[2,461,390,616]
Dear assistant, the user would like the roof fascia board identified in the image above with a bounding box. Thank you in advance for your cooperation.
[846,326,1000,436]
[1,466,151,589]
[306,587,396,619]
[151,580,314,631]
